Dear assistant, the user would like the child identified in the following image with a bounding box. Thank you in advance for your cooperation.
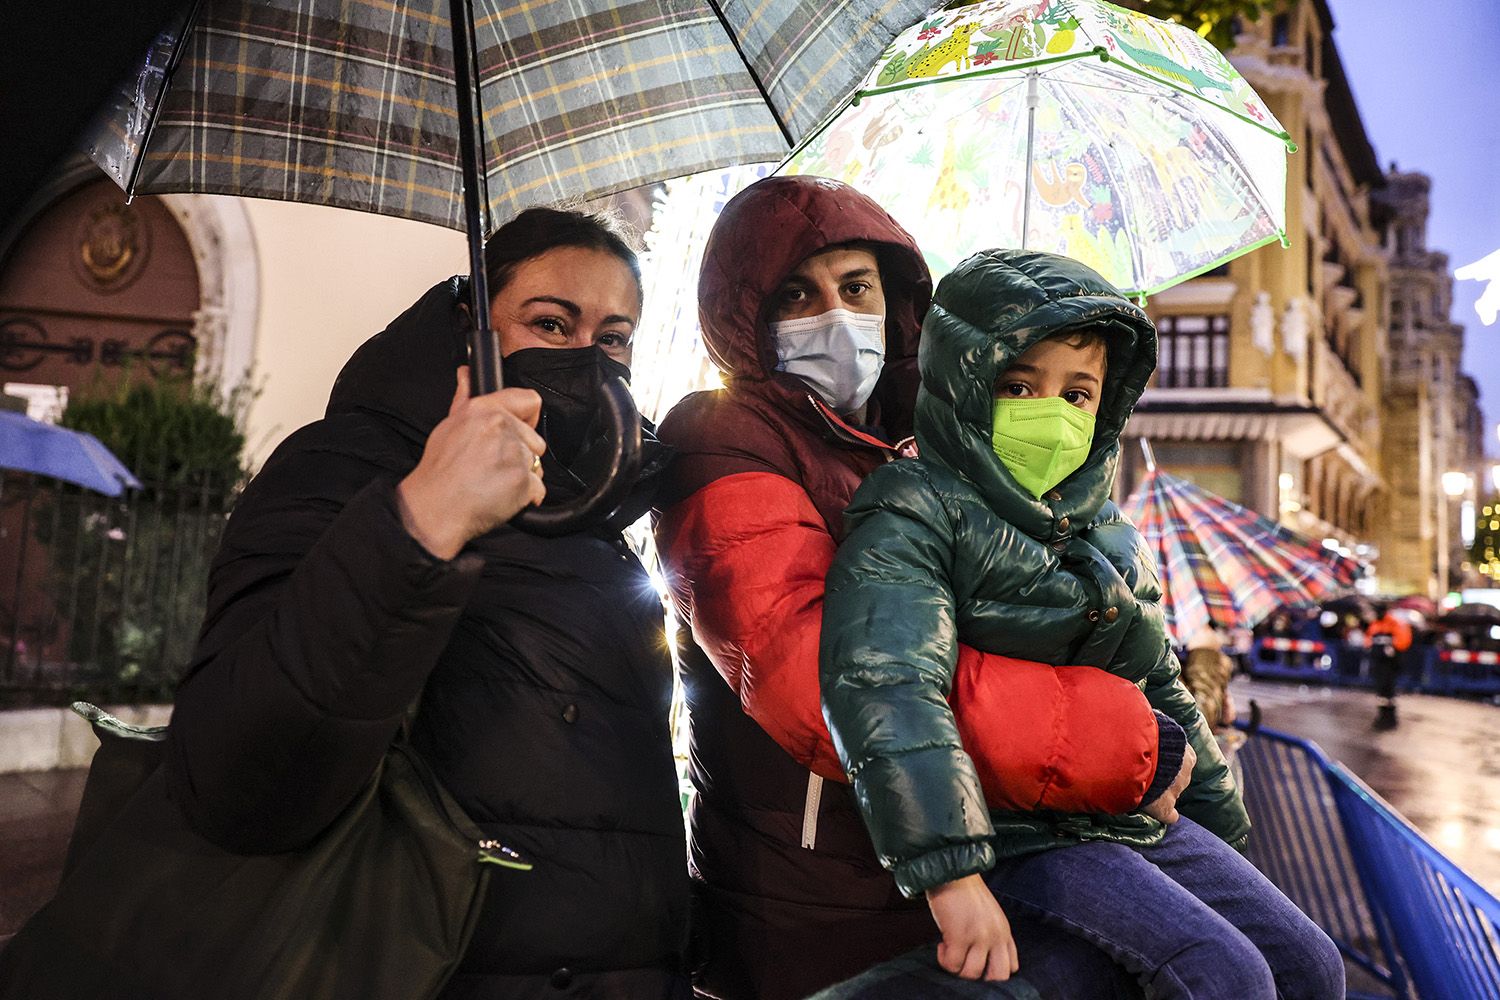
[820,250,1343,999]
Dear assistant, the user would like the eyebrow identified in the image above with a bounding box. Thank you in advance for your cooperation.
[839,267,878,282]
[1000,363,1101,385]
[521,295,635,326]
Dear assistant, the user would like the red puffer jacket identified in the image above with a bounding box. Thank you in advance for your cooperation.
[653,177,1164,999]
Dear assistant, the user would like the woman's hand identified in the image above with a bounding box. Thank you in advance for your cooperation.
[396,367,546,559]
[926,874,1020,981]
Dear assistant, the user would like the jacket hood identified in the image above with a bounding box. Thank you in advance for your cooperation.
[914,249,1157,535]
[327,278,469,443]
[697,175,932,385]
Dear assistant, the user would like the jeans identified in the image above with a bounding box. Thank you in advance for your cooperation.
[985,818,1345,1000]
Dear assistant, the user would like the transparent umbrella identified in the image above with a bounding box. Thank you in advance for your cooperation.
[782,0,1296,293]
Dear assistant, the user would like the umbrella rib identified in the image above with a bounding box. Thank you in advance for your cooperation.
[1049,78,1151,290]
[703,0,795,149]
[126,0,204,196]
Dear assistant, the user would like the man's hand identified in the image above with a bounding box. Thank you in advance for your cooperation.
[1142,741,1197,824]
[397,367,546,559]
[925,874,1019,981]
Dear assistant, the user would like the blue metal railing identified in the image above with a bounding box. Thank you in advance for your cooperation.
[1247,639,1500,697]
[1238,726,1500,999]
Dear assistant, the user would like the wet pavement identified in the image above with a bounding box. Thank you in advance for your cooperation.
[0,681,1496,937]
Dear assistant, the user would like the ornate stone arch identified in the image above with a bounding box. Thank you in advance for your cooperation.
[0,155,259,393]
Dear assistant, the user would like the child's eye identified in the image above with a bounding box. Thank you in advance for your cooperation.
[1001,382,1032,397]
[1063,389,1091,406]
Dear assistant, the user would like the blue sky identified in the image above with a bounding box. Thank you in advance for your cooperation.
[1326,0,1500,448]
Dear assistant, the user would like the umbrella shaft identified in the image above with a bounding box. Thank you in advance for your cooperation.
[1021,70,1039,252]
[450,0,503,394]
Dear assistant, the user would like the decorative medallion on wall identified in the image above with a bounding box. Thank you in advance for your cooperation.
[74,200,151,291]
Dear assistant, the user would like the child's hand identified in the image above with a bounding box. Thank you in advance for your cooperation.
[925,874,1019,981]
[1142,741,1197,824]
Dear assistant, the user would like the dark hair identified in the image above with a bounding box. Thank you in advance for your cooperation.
[483,206,642,298]
[1052,326,1109,376]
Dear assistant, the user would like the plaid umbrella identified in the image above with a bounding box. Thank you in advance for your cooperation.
[1123,466,1361,645]
[89,0,931,234]
[86,0,932,529]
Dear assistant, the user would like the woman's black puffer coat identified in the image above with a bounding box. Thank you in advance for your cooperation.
[164,279,689,998]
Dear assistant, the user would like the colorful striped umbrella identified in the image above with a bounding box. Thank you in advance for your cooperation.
[88,0,932,235]
[1123,466,1362,645]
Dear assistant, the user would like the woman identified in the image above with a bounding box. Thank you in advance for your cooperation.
[164,209,689,997]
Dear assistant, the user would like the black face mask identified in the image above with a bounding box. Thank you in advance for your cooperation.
[501,346,631,468]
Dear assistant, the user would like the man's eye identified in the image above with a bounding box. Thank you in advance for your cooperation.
[845,282,869,296]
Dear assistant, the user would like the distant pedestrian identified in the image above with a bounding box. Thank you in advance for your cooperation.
[1368,606,1413,730]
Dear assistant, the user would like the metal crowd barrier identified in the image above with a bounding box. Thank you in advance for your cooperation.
[1238,726,1500,999]
[1247,639,1500,698]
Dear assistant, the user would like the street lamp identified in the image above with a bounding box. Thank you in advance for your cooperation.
[1443,471,1473,497]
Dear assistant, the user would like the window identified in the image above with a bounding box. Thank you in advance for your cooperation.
[1271,13,1291,47]
[1157,315,1230,389]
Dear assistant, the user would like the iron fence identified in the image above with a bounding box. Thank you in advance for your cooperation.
[0,467,239,708]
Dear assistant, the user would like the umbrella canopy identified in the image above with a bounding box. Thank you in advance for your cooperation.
[90,0,931,235]
[1436,603,1500,629]
[1322,593,1376,623]
[781,0,1295,293]
[1390,594,1438,619]
[1123,467,1361,645]
[0,411,141,496]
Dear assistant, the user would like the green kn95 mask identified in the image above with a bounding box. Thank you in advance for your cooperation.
[991,396,1097,499]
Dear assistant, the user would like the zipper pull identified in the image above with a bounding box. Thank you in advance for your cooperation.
[477,839,534,871]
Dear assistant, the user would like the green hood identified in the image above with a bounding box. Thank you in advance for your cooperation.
[914,249,1158,537]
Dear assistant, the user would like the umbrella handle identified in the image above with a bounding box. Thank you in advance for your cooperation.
[511,376,643,537]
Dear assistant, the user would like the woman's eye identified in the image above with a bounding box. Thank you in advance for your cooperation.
[597,332,630,348]
[535,318,565,335]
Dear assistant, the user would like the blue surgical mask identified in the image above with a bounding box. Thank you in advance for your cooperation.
[769,308,885,415]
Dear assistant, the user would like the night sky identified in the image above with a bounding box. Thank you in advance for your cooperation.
[1327,0,1500,449]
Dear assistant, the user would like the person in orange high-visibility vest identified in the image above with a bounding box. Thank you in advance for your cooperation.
[1367,608,1413,730]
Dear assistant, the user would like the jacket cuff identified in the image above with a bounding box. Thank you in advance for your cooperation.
[893,841,996,899]
[1139,711,1188,809]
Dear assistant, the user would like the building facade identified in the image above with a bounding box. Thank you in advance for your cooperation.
[1374,169,1486,594]
[1118,0,1388,582]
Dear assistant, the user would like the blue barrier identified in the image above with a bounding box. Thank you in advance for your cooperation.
[1250,640,1500,698]
[1248,637,1343,683]
[1238,726,1500,999]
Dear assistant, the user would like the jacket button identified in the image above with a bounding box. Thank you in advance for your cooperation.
[1051,540,1067,553]
[1044,490,1063,502]
[562,703,579,724]
[1104,607,1120,623]
[550,967,573,989]
[1087,609,1101,623]
[1056,516,1070,532]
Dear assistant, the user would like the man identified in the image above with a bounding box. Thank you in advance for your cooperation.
[654,176,1189,998]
